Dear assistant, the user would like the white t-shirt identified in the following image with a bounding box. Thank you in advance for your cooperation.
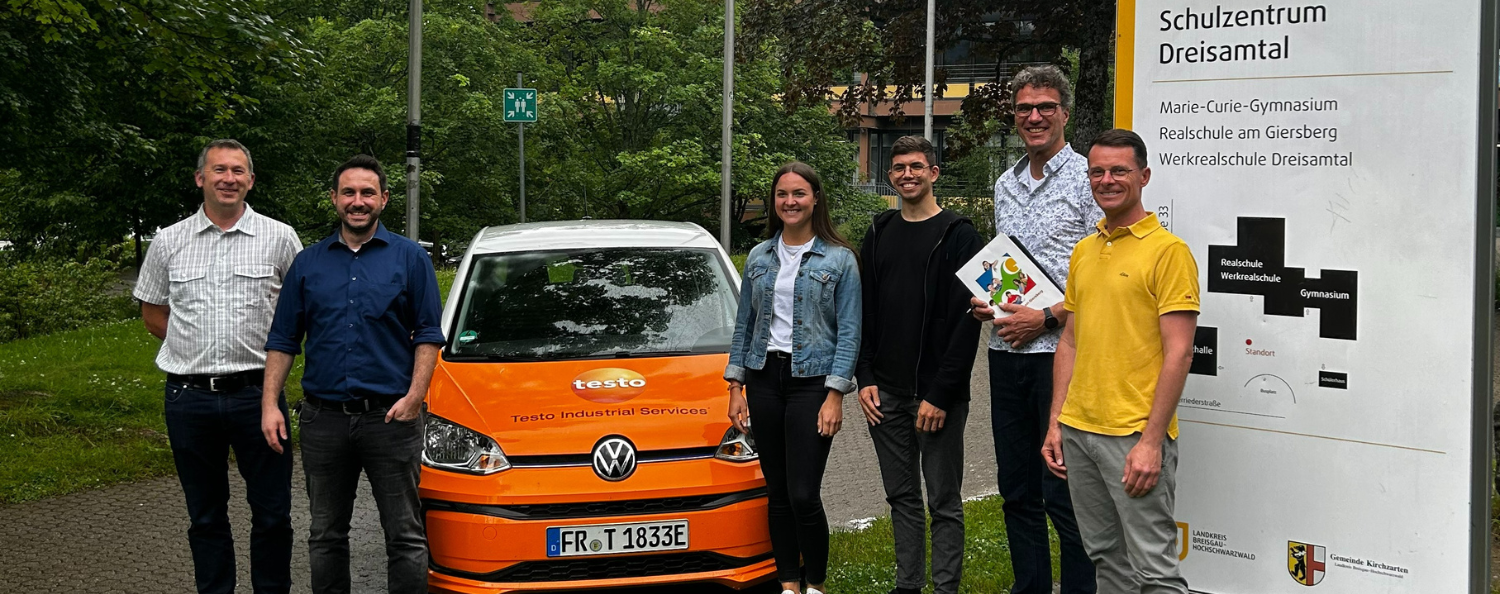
[1021,167,1045,192]
[768,236,811,353]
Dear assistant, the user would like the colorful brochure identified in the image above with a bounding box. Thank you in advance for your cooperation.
[955,235,1063,317]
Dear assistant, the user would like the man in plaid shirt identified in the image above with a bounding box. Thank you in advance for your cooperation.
[134,139,302,594]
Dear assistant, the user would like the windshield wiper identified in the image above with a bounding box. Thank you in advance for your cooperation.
[448,350,717,362]
[447,353,557,362]
[608,350,704,358]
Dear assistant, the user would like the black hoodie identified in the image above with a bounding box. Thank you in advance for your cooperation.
[856,208,984,411]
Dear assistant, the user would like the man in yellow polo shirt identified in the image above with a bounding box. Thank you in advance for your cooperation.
[1041,129,1198,594]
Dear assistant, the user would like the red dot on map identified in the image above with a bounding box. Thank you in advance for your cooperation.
[1245,339,1253,345]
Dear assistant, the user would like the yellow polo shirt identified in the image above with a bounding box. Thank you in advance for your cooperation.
[1059,213,1199,439]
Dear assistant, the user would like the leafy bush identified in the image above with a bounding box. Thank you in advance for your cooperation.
[832,189,890,252]
[0,258,136,342]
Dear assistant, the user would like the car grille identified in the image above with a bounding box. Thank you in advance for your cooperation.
[424,487,766,521]
[506,446,719,468]
[432,551,772,583]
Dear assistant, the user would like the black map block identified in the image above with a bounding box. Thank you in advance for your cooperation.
[1190,326,1218,376]
[1207,217,1358,340]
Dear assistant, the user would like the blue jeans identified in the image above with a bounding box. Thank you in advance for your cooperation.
[988,350,1095,594]
[298,399,427,594]
[163,381,293,594]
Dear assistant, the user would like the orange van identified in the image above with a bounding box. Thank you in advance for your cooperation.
[420,221,774,593]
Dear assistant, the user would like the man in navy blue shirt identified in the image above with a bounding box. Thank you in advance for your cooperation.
[260,154,444,594]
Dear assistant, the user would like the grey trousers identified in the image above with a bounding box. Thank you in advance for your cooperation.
[1060,425,1188,594]
[869,391,969,594]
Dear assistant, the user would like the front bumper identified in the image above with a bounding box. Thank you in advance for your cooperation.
[423,484,774,593]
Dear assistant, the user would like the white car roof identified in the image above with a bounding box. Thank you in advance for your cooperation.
[466,220,722,255]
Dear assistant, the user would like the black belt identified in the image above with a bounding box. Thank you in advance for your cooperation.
[303,393,404,415]
[167,369,264,393]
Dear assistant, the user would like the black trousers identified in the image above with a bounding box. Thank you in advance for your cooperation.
[745,351,834,585]
[298,399,428,594]
[869,391,968,594]
[989,350,1095,594]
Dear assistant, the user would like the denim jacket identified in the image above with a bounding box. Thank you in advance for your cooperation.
[724,233,862,394]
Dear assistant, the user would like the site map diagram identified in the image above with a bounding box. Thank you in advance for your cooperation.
[1206,217,1358,340]
[1185,217,1360,410]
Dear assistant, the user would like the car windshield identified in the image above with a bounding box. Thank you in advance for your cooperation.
[448,247,738,360]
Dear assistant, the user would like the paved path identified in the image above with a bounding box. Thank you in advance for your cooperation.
[0,467,389,593]
[6,248,1497,592]
[0,342,998,593]
[6,322,1499,593]
[823,337,998,528]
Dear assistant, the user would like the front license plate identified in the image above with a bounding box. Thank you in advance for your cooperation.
[546,520,689,557]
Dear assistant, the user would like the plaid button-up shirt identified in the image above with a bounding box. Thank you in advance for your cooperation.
[134,205,302,375]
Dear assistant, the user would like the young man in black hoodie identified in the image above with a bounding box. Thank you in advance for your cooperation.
[857,135,984,594]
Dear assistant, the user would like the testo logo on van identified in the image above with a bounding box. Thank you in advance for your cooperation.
[571,368,648,403]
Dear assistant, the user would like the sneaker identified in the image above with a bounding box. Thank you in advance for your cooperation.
[806,588,825,594]
[781,590,798,594]
[886,589,920,594]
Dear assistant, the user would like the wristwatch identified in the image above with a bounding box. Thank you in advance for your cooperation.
[1042,306,1059,330]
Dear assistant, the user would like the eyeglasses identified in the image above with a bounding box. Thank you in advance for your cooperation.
[888,163,931,175]
[1087,167,1137,180]
[1014,102,1061,117]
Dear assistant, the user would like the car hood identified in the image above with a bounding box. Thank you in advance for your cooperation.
[428,353,733,456]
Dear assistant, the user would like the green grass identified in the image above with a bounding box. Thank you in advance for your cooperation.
[731,253,747,274]
[0,268,457,504]
[437,268,455,298]
[1492,492,1499,594]
[0,322,197,502]
[0,321,310,503]
[828,495,1055,593]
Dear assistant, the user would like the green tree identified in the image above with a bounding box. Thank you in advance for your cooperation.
[520,0,866,248]
[235,0,866,252]
[741,0,1116,157]
[224,0,528,251]
[0,0,871,259]
[0,0,311,261]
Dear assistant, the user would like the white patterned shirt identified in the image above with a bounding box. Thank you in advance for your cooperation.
[990,144,1103,353]
[134,205,302,375]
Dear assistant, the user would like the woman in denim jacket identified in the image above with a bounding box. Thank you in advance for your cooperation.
[724,161,861,594]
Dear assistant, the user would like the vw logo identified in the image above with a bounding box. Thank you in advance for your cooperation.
[591,436,637,482]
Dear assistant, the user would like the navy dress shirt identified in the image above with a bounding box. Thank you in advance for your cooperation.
[266,224,445,401]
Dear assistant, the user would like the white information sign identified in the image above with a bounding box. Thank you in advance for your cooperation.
[1117,1,1493,592]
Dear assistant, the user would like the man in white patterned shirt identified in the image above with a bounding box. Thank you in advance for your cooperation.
[134,139,302,594]
[970,65,1102,594]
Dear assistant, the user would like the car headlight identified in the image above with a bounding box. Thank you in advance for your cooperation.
[714,426,758,462]
[422,414,511,474]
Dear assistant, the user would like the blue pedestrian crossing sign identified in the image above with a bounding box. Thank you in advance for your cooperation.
[504,88,537,122]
